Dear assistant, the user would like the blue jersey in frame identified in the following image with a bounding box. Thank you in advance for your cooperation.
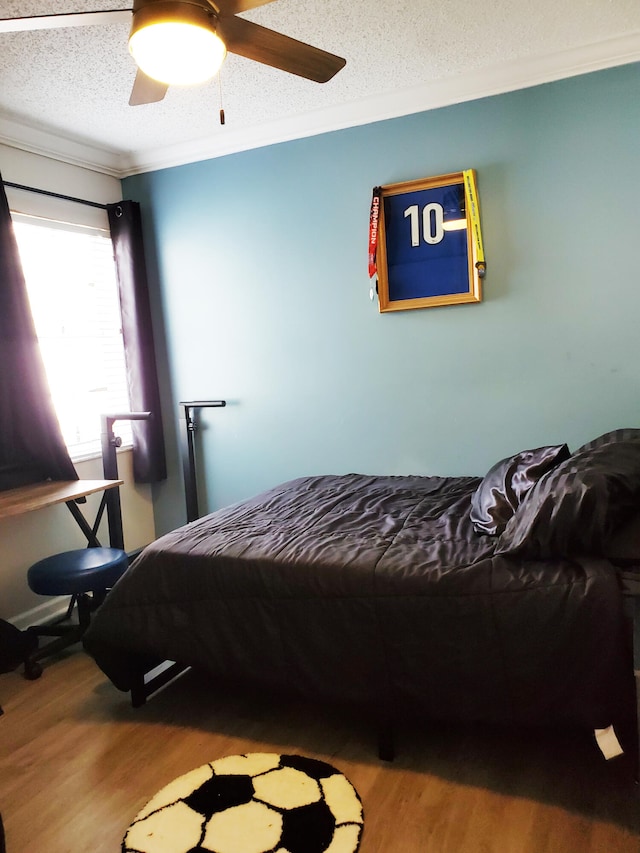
[384,183,468,301]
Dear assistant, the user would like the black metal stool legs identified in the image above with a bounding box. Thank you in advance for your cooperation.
[25,590,107,675]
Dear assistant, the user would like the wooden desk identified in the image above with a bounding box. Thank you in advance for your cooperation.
[0,479,123,547]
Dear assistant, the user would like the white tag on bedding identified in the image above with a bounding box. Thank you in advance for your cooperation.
[594,725,624,760]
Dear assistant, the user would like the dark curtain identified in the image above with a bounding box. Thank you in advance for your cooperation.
[0,174,77,489]
[107,201,166,483]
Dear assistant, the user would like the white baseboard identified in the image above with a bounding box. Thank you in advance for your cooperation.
[11,597,70,632]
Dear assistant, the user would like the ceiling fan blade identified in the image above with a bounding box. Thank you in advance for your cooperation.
[217,16,346,83]
[129,69,169,106]
[0,10,131,34]
[212,0,277,13]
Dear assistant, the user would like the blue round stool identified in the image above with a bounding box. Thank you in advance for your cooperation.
[25,547,129,677]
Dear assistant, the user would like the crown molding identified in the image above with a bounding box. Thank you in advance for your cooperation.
[0,114,123,177]
[1,30,639,179]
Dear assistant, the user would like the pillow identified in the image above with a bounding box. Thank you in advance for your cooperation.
[470,444,570,536]
[497,438,640,558]
[574,428,640,454]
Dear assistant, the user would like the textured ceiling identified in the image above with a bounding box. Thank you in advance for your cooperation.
[0,0,639,175]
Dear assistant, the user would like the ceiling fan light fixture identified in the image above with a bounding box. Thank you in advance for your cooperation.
[129,1,226,87]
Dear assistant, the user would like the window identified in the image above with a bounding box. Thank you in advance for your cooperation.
[11,214,132,460]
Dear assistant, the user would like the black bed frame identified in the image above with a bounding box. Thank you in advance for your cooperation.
[128,658,396,760]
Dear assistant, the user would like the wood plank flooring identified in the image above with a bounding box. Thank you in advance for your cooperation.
[1,648,639,853]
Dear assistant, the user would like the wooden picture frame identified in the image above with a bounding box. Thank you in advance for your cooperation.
[376,170,484,312]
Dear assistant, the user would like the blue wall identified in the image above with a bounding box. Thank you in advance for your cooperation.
[125,63,640,535]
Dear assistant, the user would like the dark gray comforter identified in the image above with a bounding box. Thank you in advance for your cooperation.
[83,473,633,728]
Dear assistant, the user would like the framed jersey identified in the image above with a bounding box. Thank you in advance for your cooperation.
[373,170,485,312]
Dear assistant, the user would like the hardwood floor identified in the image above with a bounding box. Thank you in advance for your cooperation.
[1,648,639,853]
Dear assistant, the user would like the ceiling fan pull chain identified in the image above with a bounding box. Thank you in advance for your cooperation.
[218,69,225,125]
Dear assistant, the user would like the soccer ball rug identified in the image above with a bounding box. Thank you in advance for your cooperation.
[122,752,364,853]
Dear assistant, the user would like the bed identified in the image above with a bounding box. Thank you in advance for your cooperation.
[83,429,640,758]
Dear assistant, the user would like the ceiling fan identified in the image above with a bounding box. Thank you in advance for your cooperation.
[0,0,347,106]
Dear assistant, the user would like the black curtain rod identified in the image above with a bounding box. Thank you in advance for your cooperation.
[3,180,108,210]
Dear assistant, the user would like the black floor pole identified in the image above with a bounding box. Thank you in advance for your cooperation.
[178,401,226,522]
